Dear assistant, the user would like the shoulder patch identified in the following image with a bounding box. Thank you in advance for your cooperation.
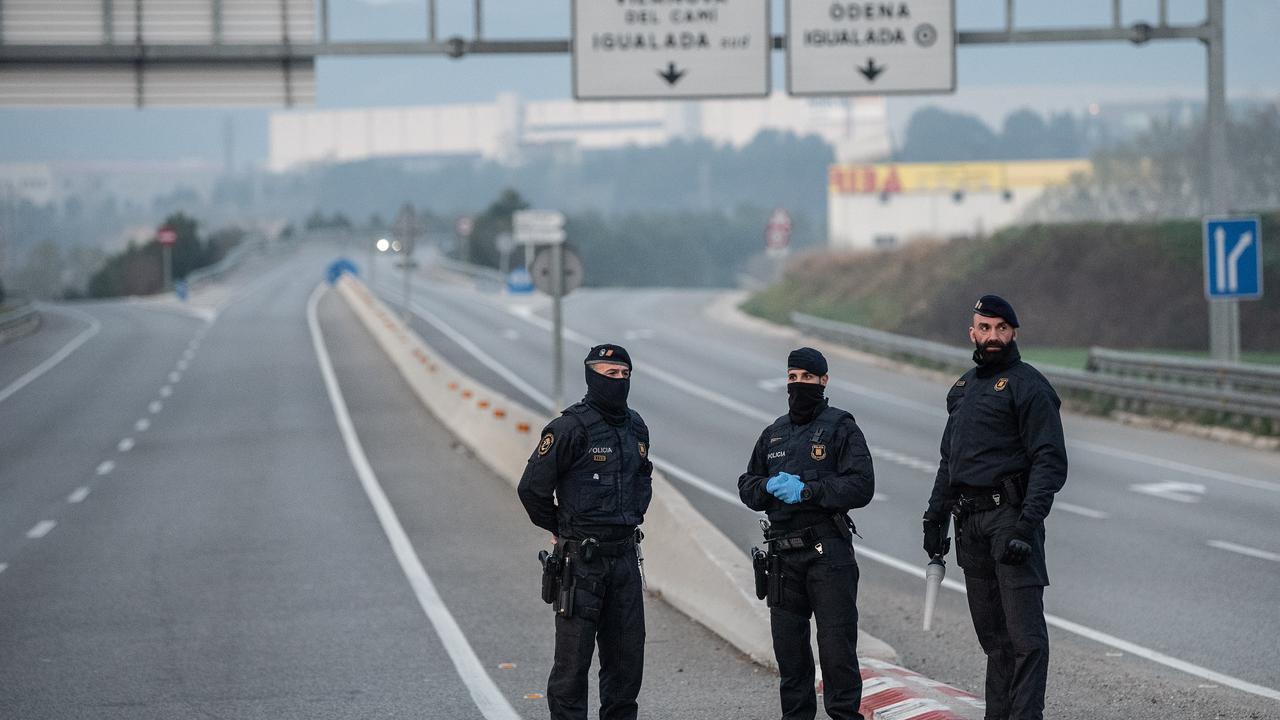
[638,441,647,458]
[537,432,555,456]
[769,436,784,444]
[954,379,967,387]
[994,378,1009,391]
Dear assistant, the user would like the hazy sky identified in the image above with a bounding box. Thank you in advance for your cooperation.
[1,0,1276,166]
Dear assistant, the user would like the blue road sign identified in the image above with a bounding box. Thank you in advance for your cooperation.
[1204,216,1263,300]
[326,258,359,285]
[507,267,534,294]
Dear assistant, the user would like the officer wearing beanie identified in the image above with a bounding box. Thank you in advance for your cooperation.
[739,347,875,720]
[518,343,652,720]
[922,295,1067,720]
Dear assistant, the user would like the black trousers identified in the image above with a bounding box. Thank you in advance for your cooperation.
[769,537,864,720]
[547,545,645,720]
[956,504,1050,720]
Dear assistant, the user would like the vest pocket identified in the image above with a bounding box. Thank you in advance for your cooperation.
[574,472,619,514]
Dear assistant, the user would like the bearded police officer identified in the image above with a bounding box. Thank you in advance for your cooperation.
[518,343,652,720]
[924,295,1068,720]
[739,347,875,720]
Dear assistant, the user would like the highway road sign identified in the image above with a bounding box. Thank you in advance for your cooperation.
[455,215,474,238]
[787,0,956,96]
[765,207,792,256]
[531,246,584,296]
[157,226,178,246]
[1204,216,1263,300]
[515,210,567,245]
[572,0,770,100]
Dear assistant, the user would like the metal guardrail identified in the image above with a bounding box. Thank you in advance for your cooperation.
[1087,347,1280,395]
[0,301,41,344]
[791,312,1280,424]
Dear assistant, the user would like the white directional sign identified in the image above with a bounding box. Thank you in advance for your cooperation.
[514,210,567,245]
[1204,216,1263,300]
[573,0,770,100]
[787,0,955,96]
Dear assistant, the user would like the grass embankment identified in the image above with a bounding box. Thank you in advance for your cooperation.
[743,214,1280,359]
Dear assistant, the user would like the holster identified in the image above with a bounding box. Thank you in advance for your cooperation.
[751,546,768,600]
[767,552,784,607]
[554,553,576,618]
[538,549,562,605]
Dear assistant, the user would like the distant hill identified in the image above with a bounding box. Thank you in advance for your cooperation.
[744,214,1280,352]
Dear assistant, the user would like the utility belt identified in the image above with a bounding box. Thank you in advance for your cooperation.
[751,515,855,606]
[953,473,1026,517]
[537,529,644,620]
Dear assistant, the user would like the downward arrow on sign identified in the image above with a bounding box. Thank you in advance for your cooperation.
[858,58,886,82]
[658,62,686,86]
[1129,481,1207,503]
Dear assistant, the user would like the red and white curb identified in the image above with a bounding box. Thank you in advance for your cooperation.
[819,658,985,720]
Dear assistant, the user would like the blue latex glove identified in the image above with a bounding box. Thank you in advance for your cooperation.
[766,472,805,504]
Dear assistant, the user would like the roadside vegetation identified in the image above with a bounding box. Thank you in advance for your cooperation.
[86,213,245,298]
[743,213,1280,357]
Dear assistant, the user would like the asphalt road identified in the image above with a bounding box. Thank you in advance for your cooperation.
[366,250,1280,719]
[0,247,780,719]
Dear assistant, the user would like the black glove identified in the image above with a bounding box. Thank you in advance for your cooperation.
[922,511,946,558]
[999,519,1036,565]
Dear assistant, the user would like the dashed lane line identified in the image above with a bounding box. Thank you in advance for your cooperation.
[168,371,181,384]
[1207,540,1280,563]
[96,461,115,476]
[135,418,151,432]
[149,401,163,414]
[117,438,134,453]
[67,487,91,504]
[26,521,56,539]
[307,284,521,720]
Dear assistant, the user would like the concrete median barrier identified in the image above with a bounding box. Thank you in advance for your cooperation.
[333,275,897,669]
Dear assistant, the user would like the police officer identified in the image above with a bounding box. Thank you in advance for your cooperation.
[739,347,875,720]
[923,295,1068,720]
[518,343,652,720]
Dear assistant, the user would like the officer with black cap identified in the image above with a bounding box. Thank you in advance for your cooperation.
[518,343,652,720]
[923,295,1068,720]
[739,347,875,720]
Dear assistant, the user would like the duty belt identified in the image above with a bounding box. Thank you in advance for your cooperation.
[764,521,846,553]
[955,490,1007,513]
[561,532,639,562]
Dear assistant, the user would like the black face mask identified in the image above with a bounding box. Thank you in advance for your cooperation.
[585,368,630,425]
[973,339,1020,373]
[787,382,826,425]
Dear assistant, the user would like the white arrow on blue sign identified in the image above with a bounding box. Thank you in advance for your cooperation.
[1204,216,1263,300]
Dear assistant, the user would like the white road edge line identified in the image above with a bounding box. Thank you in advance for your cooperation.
[398,282,1280,703]
[68,487,91,504]
[0,305,101,405]
[26,521,56,539]
[1207,540,1280,563]
[306,283,521,720]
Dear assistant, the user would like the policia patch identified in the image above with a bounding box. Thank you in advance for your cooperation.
[538,432,555,456]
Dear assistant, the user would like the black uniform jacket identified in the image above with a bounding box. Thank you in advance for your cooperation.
[517,401,653,541]
[927,349,1068,528]
[738,402,876,532]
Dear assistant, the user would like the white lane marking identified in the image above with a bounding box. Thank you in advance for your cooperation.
[872,492,889,502]
[168,371,181,383]
[160,386,173,398]
[134,418,151,432]
[149,401,163,414]
[96,460,115,476]
[1207,540,1280,563]
[0,563,7,575]
[1130,481,1205,504]
[624,328,655,340]
[0,306,101,405]
[177,359,189,371]
[1054,502,1109,520]
[500,329,520,341]
[26,521,56,539]
[827,378,944,418]
[1074,440,1280,494]
[67,487,91,504]
[183,348,195,360]
[400,287,1280,703]
[307,284,521,720]
[757,377,787,392]
[117,438,134,452]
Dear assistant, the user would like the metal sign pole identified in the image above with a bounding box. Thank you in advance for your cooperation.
[369,240,376,288]
[402,245,412,321]
[162,245,173,291]
[1205,0,1237,362]
[551,242,564,411]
